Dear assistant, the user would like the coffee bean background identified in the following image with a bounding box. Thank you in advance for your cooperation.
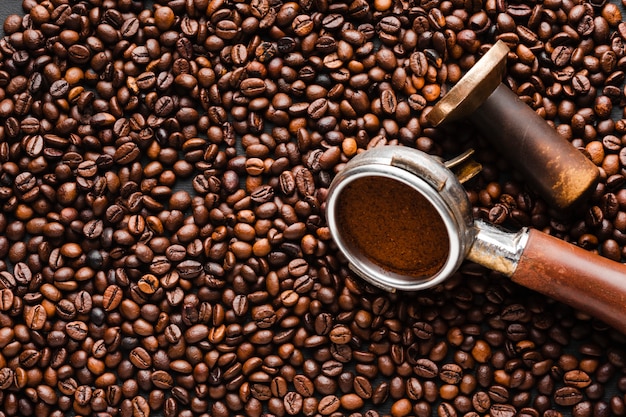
[2,0,626,417]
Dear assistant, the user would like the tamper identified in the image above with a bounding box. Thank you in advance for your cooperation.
[428,40,599,211]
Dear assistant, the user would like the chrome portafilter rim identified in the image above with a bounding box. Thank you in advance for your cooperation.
[326,146,476,292]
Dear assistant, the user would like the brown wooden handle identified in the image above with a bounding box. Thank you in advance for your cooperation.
[511,229,626,334]
[474,85,598,211]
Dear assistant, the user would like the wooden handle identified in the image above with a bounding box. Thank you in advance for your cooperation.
[473,85,598,211]
[511,229,626,334]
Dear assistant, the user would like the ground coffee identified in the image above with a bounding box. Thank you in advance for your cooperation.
[336,175,449,278]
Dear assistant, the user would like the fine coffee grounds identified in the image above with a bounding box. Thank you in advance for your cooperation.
[336,176,449,277]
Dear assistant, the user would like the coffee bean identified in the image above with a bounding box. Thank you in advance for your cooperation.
[437,401,457,417]
[294,167,315,196]
[0,367,13,389]
[22,134,44,158]
[414,359,439,378]
[354,375,373,399]
[488,385,510,403]
[132,395,150,417]
[555,386,584,406]
[113,142,140,165]
[329,325,351,344]
[473,391,491,412]
[308,98,328,119]
[103,284,123,311]
[151,370,174,389]
[137,274,159,294]
[73,290,92,315]
[15,172,36,193]
[284,391,303,414]
[279,171,296,195]
[380,89,397,115]
[127,347,152,369]
[0,272,16,290]
[490,404,517,417]
[251,185,275,203]
[564,370,592,389]
[24,304,47,330]
[0,2,625,417]
[440,364,463,384]
[318,395,340,415]
[232,294,249,316]
[293,374,314,396]
[240,78,266,97]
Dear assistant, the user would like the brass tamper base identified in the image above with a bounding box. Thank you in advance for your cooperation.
[427,40,509,127]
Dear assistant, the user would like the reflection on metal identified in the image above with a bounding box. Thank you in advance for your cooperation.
[427,40,509,126]
[466,220,529,277]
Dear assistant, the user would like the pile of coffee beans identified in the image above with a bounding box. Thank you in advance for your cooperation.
[1,0,626,416]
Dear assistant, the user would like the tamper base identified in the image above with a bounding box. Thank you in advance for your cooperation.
[427,40,509,126]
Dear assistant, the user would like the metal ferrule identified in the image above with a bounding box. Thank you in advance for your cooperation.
[466,219,530,276]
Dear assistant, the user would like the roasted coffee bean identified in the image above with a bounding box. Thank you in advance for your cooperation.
[490,404,517,417]
[15,172,36,193]
[413,321,434,339]
[103,284,123,311]
[23,134,44,157]
[0,368,13,389]
[65,321,88,340]
[0,2,625,417]
[295,167,315,196]
[329,325,351,344]
[564,370,592,389]
[473,391,491,413]
[231,294,249,317]
[293,374,315,396]
[284,391,303,414]
[113,142,140,164]
[279,171,296,195]
[414,359,439,378]
[354,375,373,399]
[24,304,47,330]
[318,395,340,414]
[151,370,174,389]
[129,347,152,369]
[555,386,584,406]
[440,364,463,384]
